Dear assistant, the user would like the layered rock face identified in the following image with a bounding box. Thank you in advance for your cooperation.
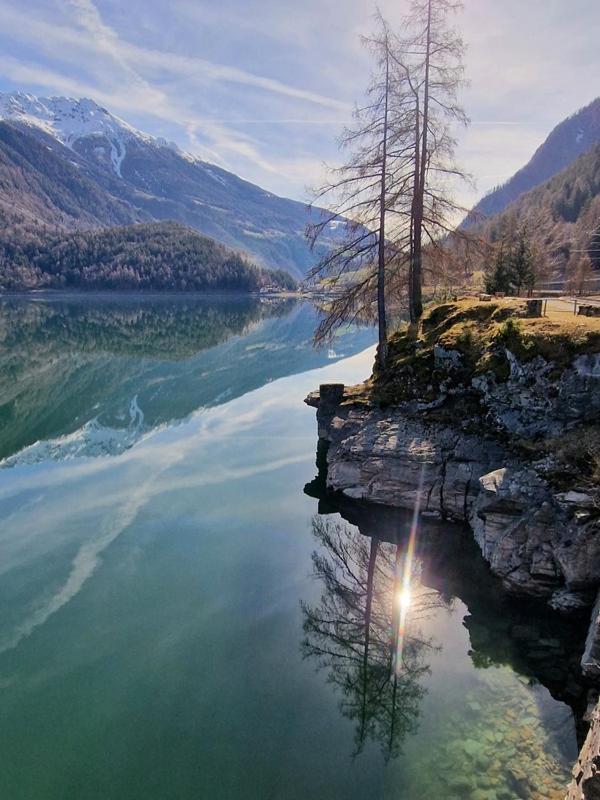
[471,351,600,437]
[309,391,504,521]
[306,342,600,604]
[567,703,600,799]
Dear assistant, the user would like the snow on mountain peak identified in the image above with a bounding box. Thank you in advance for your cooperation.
[0,91,139,143]
[0,90,191,177]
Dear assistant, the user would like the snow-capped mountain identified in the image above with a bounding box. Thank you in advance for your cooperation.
[466,97,600,223]
[0,91,179,177]
[0,91,341,278]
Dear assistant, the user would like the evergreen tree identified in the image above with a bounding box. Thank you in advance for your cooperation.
[484,244,511,294]
[484,229,536,296]
[508,229,536,295]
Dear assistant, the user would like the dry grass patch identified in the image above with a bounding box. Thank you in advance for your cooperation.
[372,299,600,406]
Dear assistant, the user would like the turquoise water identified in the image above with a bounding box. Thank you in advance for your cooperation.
[0,295,582,799]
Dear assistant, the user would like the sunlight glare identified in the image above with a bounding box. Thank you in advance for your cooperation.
[396,587,412,612]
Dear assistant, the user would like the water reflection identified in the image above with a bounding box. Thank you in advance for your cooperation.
[302,514,446,760]
[304,473,586,797]
[0,294,374,463]
[306,451,589,727]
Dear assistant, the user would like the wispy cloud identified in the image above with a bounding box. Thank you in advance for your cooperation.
[0,0,350,190]
[0,0,598,201]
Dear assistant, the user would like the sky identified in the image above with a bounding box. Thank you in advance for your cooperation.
[0,0,598,209]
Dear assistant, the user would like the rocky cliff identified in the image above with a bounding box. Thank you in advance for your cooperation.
[307,298,600,798]
[307,300,600,607]
[307,389,599,607]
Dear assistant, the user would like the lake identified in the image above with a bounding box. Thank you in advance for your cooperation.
[0,294,583,799]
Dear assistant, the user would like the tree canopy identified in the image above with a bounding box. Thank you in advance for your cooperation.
[0,216,297,293]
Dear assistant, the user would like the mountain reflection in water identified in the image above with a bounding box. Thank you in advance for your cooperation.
[0,294,374,464]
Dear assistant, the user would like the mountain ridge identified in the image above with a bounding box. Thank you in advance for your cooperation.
[0,91,342,279]
[467,97,600,223]
[472,142,600,287]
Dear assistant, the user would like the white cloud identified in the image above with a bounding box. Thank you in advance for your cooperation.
[0,0,598,202]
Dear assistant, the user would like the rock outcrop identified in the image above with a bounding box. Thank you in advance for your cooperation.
[307,385,599,603]
[472,351,600,437]
[567,700,600,799]
[308,394,504,519]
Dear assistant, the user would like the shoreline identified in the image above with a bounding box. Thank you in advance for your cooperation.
[0,288,300,299]
[307,383,600,798]
[306,298,600,798]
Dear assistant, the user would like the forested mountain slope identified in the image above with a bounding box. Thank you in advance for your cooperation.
[474,143,600,284]
[0,93,343,278]
[467,98,600,223]
[0,216,296,292]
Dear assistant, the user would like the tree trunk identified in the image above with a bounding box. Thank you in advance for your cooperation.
[359,535,380,744]
[410,0,432,323]
[409,91,421,324]
[377,45,390,370]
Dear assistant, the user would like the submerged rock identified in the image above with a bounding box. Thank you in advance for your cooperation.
[550,588,596,615]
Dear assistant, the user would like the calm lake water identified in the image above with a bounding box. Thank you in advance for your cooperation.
[0,294,584,799]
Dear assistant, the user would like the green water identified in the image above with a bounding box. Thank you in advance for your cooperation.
[0,295,582,799]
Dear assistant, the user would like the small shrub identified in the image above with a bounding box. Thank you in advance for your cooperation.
[494,317,535,358]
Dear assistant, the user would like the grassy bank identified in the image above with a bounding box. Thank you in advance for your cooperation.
[333,299,600,493]
[373,298,600,406]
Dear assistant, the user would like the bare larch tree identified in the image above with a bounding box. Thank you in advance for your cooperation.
[307,2,469,360]
[400,0,469,322]
[307,13,418,369]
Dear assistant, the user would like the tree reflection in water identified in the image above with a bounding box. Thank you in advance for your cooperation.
[301,515,450,760]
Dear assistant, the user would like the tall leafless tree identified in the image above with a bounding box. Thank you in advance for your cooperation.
[308,3,469,356]
[307,13,418,369]
[399,0,469,321]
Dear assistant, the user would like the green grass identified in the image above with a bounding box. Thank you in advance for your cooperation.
[368,298,600,407]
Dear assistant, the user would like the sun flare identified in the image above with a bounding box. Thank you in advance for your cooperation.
[396,587,412,612]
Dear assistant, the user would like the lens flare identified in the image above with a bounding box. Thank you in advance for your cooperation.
[396,587,412,611]
[393,463,426,677]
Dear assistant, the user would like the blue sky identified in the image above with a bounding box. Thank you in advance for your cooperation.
[0,0,598,208]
